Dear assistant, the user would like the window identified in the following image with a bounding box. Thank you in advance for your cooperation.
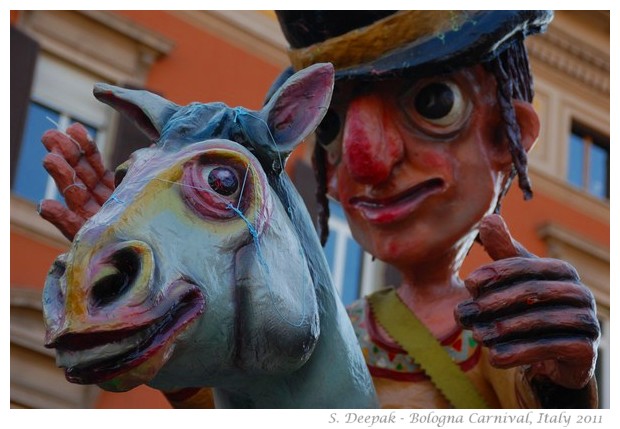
[11,53,109,205]
[538,223,610,408]
[595,318,610,408]
[567,122,609,200]
[323,201,363,306]
[10,12,174,409]
[12,101,99,203]
[11,11,174,210]
[291,161,374,306]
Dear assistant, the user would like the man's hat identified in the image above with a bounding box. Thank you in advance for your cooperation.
[276,11,553,81]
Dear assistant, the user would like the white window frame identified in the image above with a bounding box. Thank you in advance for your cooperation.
[29,53,110,200]
[11,11,173,247]
[524,11,609,224]
[327,213,353,298]
[326,202,389,302]
[598,317,610,409]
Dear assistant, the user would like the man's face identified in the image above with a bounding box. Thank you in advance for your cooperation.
[325,65,512,269]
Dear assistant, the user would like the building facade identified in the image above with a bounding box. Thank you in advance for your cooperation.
[10,10,610,408]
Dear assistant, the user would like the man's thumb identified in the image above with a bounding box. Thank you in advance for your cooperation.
[478,214,534,260]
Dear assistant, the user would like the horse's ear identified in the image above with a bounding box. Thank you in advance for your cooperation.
[261,63,334,154]
[93,84,179,141]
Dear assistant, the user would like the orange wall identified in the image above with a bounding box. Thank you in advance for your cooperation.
[10,231,66,289]
[94,385,171,409]
[10,10,20,24]
[461,183,609,276]
[11,10,282,409]
[113,11,281,108]
[11,10,281,292]
[11,10,608,409]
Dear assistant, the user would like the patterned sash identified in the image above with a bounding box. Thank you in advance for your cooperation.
[367,288,489,409]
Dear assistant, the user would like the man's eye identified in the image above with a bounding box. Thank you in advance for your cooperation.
[415,83,455,119]
[411,81,468,128]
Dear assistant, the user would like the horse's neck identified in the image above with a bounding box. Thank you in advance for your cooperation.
[213,290,377,408]
[214,176,377,408]
[290,285,379,408]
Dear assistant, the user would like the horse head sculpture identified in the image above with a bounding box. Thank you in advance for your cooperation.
[42,64,378,408]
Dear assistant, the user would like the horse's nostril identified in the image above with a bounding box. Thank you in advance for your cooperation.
[90,248,141,308]
[91,271,131,308]
[49,256,67,279]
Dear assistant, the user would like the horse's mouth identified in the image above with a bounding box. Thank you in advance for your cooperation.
[50,283,205,387]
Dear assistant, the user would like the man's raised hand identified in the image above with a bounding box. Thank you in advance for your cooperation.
[455,214,600,405]
[38,123,115,240]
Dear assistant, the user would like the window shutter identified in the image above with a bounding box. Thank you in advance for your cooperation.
[10,27,39,185]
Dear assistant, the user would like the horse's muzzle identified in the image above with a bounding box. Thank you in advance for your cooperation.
[43,240,157,346]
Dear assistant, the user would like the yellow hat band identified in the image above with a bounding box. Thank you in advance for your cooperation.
[288,10,475,72]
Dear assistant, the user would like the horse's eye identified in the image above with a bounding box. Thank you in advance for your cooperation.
[206,167,239,196]
[181,157,249,221]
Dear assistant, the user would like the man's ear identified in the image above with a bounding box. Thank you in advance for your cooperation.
[514,99,540,153]
[491,99,540,170]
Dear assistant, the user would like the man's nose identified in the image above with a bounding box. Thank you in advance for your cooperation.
[342,94,404,185]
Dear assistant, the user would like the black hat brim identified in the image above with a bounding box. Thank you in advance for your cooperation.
[330,10,553,81]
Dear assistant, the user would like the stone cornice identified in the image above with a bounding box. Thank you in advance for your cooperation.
[529,167,609,225]
[78,10,175,57]
[527,25,609,95]
[18,10,175,85]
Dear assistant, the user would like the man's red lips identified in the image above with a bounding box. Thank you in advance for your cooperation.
[349,178,445,224]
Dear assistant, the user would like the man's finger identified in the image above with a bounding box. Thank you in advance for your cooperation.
[464,257,579,297]
[467,307,599,345]
[86,151,109,178]
[38,200,85,241]
[455,279,595,326]
[487,337,596,389]
[479,214,534,260]
[74,159,102,190]
[41,130,82,165]
[66,123,98,155]
[92,182,114,205]
[42,153,83,193]
[63,186,101,218]
[101,170,115,190]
